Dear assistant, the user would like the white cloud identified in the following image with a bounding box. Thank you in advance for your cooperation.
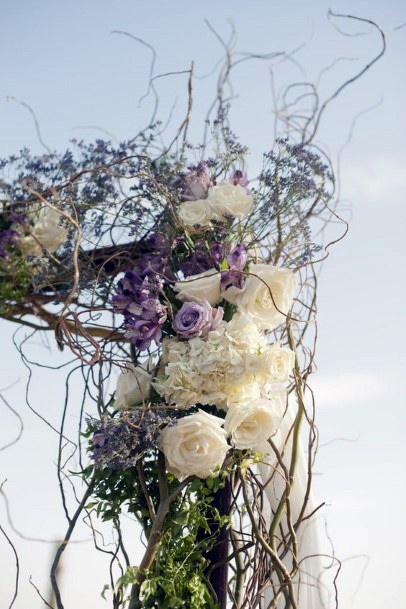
[342,157,405,206]
[311,372,385,409]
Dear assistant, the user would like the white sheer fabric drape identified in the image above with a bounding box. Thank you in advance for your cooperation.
[258,402,331,609]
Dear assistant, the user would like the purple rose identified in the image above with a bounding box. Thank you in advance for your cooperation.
[227,244,247,271]
[180,161,212,201]
[173,300,224,339]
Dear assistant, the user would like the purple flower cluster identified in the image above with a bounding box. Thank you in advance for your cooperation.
[131,234,175,282]
[173,300,223,339]
[113,272,167,351]
[90,410,174,469]
[179,240,226,277]
[0,208,26,260]
[221,244,247,290]
[0,228,18,260]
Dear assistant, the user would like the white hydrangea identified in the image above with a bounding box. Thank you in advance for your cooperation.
[153,314,282,410]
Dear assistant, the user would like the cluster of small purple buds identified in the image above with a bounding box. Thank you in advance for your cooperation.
[113,271,167,351]
[90,410,174,470]
[221,243,247,290]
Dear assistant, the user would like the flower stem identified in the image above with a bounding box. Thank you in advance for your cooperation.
[269,323,304,551]
[128,473,192,609]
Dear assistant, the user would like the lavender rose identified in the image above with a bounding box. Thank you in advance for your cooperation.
[173,300,223,338]
[181,161,212,201]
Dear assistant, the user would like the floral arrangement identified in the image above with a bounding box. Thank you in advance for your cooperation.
[0,16,385,608]
[103,166,299,482]
[0,131,333,608]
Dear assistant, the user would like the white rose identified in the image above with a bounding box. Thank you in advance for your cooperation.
[223,263,295,330]
[174,269,221,306]
[19,206,68,256]
[264,342,295,383]
[207,182,254,220]
[115,360,154,409]
[178,199,213,227]
[225,389,286,449]
[159,410,229,480]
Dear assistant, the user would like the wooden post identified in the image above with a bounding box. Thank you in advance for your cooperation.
[205,479,231,608]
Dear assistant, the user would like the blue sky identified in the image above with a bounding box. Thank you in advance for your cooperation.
[0,1,405,608]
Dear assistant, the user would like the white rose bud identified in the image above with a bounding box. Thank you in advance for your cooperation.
[225,390,286,449]
[174,269,222,306]
[178,199,213,227]
[159,410,229,480]
[114,360,153,409]
[19,206,68,257]
[223,263,295,331]
[264,342,295,383]
[207,182,254,220]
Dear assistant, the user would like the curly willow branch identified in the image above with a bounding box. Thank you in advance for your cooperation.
[0,13,386,609]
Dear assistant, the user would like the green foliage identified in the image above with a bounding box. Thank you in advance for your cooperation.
[86,441,230,608]
[84,412,246,609]
[0,256,33,315]
[84,451,164,532]
[134,473,228,608]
